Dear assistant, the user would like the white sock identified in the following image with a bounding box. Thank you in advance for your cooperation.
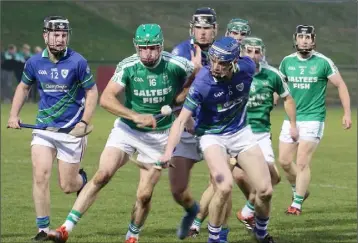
[39,227,50,233]
[63,220,75,233]
[291,202,302,210]
[241,201,255,218]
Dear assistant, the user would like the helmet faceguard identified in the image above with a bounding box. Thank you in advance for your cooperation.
[240,37,265,68]
[293,25,316,55]
[208,37,240,80]
[225,18,251,43]
[133,24,164,67]
[189,7,217,48]
[43,16,71,56]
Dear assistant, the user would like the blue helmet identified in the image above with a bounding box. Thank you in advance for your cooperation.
[208,36,240,62]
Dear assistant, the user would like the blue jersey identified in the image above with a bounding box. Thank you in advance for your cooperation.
[172,38,210,66]
[184,56,255,136]
[21,48,95,128]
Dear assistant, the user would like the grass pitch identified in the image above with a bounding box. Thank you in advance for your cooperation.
[1,104,356,243]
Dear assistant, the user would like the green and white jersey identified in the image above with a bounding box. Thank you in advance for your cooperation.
[279,51,338,122]
[247,63,290,133]
[112,51,194,131]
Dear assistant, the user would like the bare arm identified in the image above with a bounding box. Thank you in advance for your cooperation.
[81,84,99,123]
[282,95,296,128]
[175,73,196,105]
[282,94,298,141]
[100,80,137,120]
[8,82,31,128]
[100,80,156,128]
[329,72,352,129]
[162,107,193,158]
[329,72,351,117]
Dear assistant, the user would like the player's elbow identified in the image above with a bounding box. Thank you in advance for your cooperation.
[99,92,111,109]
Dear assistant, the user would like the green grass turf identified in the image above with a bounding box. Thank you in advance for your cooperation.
[1,104,356,243]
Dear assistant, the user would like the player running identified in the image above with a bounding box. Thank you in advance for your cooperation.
[45,23,201,243]
[233,37,297,229]
[7,16,98,241]
[188,18,252,242]
[169,7,217,240]
[278,25,352,215]
[160,36,276,243]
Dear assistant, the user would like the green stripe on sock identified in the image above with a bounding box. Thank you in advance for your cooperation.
[66,210,82,225]
[246,201,255,211]
[129,222,141,234]
[293,195,304,205]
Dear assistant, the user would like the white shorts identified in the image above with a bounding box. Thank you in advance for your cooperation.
[253,132,275,163]
[172,131,202,162]
[279,120,325,144]
[105,120,169,164]
[200,125,257,158]
[31,130,87,163]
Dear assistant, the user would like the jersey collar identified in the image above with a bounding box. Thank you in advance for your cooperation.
[41,48,68,59]
[295,51,314,61]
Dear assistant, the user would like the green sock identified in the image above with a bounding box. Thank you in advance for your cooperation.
[128,222,141,235]
[292,195,304,209]
[246,201,255,211]
[192,217,202,228]
[64,209,82,232]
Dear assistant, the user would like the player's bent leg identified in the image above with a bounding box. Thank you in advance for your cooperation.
[48,147,128,243]
[55,135,88,195]
[189,177,215,238]
[57,161,83,194]
[170,135,201,239]
[31,144,56,240]
[287,139,318,215]
[169,156,195,208]
[237,144,273,242]
[278,121,299,197]
[204,145,233,243]
[232,166,256,231]
[126,165,162,242]
[232,166,251,199]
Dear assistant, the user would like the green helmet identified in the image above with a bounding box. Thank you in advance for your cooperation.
[226,18,251,35]
[240,37,265,54]
[133,23,164,47]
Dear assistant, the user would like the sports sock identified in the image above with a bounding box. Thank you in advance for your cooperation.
[208,223,221,241]
[241,200,255,218]
[254,215,269,239]
[291,194,304,210]
[36,216,50,233]
[126,221,141,239]
[63,209,82,232]
[191,217,202,230]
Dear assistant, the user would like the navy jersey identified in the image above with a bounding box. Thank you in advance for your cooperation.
[21,48,95,128]
[184,56,255,136]
[172,38,210,66]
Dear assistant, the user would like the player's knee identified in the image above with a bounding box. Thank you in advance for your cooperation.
[33,170,51,186]
[59,180,76,194]
[278,157,292,171]
[93,170,112,187]
[137,190,153,205]
[256,184,273,202]
[215,174,233,195]
[296,162,309,172]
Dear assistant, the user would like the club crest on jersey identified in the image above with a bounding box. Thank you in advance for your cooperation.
[236,83,244,91]
[309,65,317,75]
[250,83,256,92]
[61,69,69,79]
[86,65,90,74]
